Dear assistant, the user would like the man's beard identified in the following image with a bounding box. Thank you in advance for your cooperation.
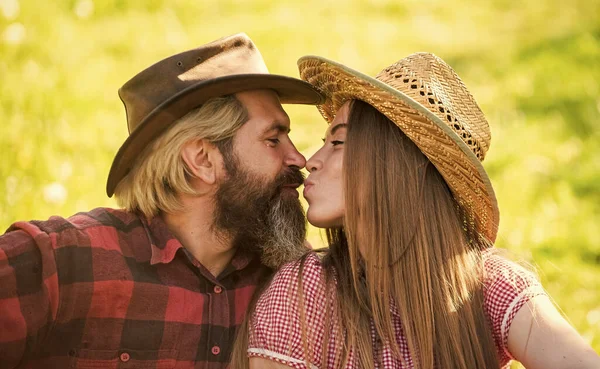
[213,150,308,269]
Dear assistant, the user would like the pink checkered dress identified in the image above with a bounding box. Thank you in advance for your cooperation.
[248,250,545,368]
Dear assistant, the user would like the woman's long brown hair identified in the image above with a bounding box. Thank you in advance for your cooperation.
[232,99,499,368]
[319,100,499,368]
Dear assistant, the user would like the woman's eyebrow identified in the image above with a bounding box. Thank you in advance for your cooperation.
[330,123,348,135]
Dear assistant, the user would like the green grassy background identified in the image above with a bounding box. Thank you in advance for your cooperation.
[1,0,598,365]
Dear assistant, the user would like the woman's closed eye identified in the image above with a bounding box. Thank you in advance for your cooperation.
[320,138,345,146]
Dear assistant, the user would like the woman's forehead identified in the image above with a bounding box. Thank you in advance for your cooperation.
[327,101,352,135]
[334,101,351,122]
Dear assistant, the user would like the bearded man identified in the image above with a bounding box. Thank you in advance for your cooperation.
[0,33,323,369]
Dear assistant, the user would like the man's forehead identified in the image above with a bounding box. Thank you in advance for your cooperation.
[237,89,284,110]
[237,92,290,123]
[240,109,291,137]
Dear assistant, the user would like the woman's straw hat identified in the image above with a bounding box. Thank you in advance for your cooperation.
[298,53,499,243]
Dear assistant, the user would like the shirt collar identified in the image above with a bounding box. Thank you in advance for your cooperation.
[181,247,258,280]
[142,215,260,274]
[143,215,184,266]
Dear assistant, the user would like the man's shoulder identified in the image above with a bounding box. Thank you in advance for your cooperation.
[7,207,135,233]
[56,207,141,231]
[4,208,146,251]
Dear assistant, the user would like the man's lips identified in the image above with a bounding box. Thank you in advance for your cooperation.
[280,183,301,198]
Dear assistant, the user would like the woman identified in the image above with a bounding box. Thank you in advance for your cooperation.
[232,53,600,368]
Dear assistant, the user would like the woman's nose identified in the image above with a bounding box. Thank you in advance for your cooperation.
[306,151,323,173]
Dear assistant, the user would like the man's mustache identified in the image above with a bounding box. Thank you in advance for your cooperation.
[275,168,306,188]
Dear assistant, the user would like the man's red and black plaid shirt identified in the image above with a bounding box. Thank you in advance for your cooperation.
[0,207,272,369]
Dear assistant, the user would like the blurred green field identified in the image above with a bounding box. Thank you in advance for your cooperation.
[0,0,598,366]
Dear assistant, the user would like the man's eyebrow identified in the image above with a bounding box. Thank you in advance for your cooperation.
[264,121,291,134]
[330,123,348,136]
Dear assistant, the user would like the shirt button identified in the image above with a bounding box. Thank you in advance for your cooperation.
[119,352,131,362]
[211,345,221,355]
[214,285,223,294]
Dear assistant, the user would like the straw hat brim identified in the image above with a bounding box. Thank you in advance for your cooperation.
[106,73,323,197]
[298,56,499,243]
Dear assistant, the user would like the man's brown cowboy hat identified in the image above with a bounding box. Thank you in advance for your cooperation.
[106,33,324,197]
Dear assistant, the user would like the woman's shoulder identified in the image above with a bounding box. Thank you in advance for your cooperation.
[480,248,546,360]
[481,248,539,287]
[267,251,328,299]
[249,252,332,367]
[277,251,326,276]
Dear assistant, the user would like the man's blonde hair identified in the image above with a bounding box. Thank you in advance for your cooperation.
[114,95,248,218]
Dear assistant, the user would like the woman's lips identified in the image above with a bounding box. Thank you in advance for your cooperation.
[303,180,315,197]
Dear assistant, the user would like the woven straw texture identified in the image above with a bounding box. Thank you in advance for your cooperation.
[298,53,499,243]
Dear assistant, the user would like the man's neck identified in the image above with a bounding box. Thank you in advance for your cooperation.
[161,199,236,278]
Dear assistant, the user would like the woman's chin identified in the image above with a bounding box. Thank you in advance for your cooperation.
[307,211,343,229]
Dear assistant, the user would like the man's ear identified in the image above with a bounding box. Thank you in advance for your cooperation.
[180,138,221,185]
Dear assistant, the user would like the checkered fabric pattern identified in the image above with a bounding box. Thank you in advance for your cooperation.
[0,207,271,369]
[248,250,546,368]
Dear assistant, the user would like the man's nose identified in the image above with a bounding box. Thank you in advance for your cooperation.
[285,145,307,169]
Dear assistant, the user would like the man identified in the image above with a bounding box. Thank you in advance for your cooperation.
[0,33,323,368]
